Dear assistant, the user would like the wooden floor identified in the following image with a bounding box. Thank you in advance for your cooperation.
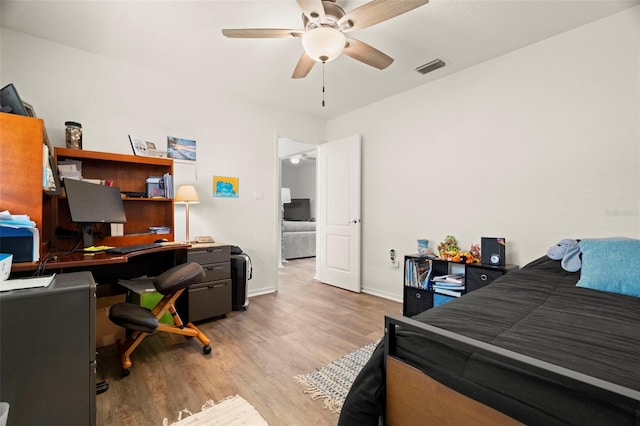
[96,258,401,425]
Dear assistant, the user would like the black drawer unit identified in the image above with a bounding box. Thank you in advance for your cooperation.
[188,244,230,265]
[177,243,232,322]
[186,279,232,323]
[201,261,231,282]
[403,287,433,317]
[465,263,519,293]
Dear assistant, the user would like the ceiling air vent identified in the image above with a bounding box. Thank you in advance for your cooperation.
[416,59,445,75]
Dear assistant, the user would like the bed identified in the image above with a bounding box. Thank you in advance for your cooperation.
[339,241,640,426]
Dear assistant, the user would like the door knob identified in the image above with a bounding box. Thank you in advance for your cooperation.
[350,218,361,224]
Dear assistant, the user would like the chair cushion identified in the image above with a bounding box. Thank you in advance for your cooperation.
[109,303,159,333]
[154,262,205,295]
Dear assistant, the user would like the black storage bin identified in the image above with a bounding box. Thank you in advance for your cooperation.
[465,265,505,292]
[403,287,433,317]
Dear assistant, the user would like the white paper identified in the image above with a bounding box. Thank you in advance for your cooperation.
[0,274,54,292]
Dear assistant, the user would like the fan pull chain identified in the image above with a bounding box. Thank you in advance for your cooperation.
[322,62,326,107]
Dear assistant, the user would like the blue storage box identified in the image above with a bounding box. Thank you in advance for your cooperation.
[433,291,460,307]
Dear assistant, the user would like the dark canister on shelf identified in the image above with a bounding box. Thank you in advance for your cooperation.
[65,121,82,149]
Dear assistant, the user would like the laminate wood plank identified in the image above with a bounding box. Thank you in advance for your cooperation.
[96,258,401,425]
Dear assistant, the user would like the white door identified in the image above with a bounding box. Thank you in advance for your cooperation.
[316,135,361,292]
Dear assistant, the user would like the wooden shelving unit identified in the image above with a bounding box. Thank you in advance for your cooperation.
[54,147,175,248]
[0,113,47,259]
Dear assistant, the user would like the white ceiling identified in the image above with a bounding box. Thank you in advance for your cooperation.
[2,0,638,120]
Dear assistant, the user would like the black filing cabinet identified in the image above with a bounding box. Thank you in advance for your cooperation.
[0,272,96,425]
[178,243,231,322]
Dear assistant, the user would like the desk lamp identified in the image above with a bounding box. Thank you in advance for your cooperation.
[175,185,200,242]
[281,187,291,205]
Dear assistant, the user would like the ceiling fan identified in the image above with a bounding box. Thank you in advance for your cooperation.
[221,0,429,79]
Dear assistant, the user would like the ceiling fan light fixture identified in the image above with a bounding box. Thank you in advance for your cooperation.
[302,27,346,63]
[290,156,301,164]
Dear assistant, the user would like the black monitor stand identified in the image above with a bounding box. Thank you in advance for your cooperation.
[81,223,94,248]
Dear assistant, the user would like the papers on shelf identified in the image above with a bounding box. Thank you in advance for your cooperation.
[432,273,465,284]
[83,246,115,252]
[57,159,83,181]
[0,274,55,292]
[0,210,36,228]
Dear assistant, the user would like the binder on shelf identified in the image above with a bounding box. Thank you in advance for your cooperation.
[163,173,173,199]
[145,176,165,198]
[405,257,431,289]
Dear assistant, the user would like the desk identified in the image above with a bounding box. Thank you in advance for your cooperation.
[11,244,190,292]
[0,272,96,426]
[12,243,190,273]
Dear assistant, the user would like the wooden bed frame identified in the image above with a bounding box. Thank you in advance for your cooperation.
[384,314,640,425]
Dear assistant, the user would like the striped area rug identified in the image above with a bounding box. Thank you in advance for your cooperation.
[294,341,379,413]
[163,395,267,426]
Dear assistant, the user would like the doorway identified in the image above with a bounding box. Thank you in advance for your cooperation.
[278,137,318,285]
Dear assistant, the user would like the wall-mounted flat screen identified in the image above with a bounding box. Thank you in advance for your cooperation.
[284,198,311,221]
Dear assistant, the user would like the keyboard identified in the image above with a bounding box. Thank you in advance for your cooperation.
[106,243,163,254]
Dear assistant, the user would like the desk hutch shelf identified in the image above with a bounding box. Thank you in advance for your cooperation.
[54,147,175,248]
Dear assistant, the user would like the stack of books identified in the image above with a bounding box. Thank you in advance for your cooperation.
[431,273,465,297]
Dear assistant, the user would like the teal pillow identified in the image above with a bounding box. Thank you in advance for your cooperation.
[576,238,640,297]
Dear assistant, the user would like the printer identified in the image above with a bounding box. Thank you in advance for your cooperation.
[0,227,37,262]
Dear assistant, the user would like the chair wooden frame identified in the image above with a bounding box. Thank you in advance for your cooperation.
[116,287,211,376]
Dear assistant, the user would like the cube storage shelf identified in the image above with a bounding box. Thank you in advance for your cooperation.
[403,254,518,317]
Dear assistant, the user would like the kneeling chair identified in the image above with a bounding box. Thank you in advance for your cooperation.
[109,262,211,376]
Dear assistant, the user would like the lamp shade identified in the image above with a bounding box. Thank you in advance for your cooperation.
[302,27,346,63]
[281,187,292,204]
[175,185,200,204]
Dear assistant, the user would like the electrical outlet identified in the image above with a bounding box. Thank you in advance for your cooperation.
[390,249,399,268]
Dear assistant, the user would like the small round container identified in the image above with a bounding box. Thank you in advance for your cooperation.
[65,121,82,149]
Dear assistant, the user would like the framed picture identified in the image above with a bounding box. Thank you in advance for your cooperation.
[167,136,196,162]
[213,176,239,198]
[129,135,148,156]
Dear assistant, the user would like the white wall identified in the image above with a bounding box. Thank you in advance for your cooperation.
[327,8,640,300]
[1,28,326,296]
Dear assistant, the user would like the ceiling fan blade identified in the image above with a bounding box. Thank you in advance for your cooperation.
[296,0,326,24]
[343,38,393,70]
[338,0,428,32]
[222,28,303,38]
[292,52,316,79]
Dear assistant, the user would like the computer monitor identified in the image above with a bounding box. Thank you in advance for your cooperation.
[64,178,127,247]
[283,198,311,221]
[0,83,29,116]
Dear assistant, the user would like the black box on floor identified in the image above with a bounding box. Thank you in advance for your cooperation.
[230,254,251,310]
